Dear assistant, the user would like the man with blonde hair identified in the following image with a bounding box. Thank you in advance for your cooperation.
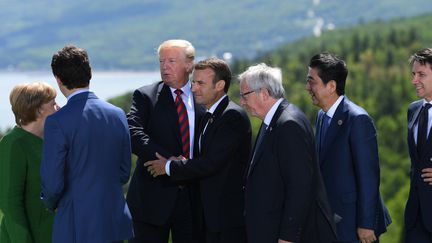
[127,39,205,243]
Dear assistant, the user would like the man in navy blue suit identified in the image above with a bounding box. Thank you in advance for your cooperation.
[405,48,432,243]
[306,52,391,242]
[40,45,133,243]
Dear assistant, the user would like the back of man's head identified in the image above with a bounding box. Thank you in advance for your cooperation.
[51,45,92,90]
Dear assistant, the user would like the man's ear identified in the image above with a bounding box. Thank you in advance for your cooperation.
[327,80,337,93]
[55,76,62,86]
[215,80,225,92]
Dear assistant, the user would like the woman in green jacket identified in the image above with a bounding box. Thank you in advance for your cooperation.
[0,82,59,243]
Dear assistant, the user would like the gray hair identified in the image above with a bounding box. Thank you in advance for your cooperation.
[238,63,285,99]
[157,39,195,60]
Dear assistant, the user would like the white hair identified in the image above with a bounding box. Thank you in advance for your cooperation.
[238,63,285,98]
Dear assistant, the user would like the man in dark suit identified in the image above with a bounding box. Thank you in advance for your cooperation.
[145,58,251,243]
[126,39,205,243]
[405,47,432,243]
[306,52,391,242]
[40,45,133,243]
[239,63,337,243]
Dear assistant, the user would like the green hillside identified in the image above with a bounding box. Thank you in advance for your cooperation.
[1,0,432,70]
[108,13,432,242]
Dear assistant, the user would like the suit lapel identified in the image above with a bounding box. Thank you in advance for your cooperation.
[158,84,184,147]
[247,100,287,178]
[199,97,229,154]
[319,97,348,164]
[408,103,422,161]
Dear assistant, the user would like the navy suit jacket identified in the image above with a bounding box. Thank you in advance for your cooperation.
[405,100,432,232]
[41,92,133,243]
[169,96,251,232]
[245,99,337,243]
[316,97,391,241]
[126,81,205,225]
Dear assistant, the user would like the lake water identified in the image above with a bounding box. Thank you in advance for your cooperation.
[0,71,160,130]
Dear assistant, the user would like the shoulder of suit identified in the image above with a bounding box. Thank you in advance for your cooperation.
[135,81,163,93]
[344,99,370,117]
[408,100,423,109]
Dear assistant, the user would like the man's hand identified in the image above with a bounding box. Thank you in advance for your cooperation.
[144,153,168,177]
[357,227,376,243]
[278,239,291,243]
[421,168,432,185]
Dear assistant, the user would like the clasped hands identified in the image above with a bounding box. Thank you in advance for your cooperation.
[144,152,185,177]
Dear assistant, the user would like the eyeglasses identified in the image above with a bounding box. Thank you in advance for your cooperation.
[240,90,257,99]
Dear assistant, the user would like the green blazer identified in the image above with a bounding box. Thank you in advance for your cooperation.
[0,126,54,243]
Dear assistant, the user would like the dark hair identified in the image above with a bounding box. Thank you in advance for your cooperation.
[409,48,432,68]
[309,52,348,96]
[51,45,92,89]
[194,58,231,93]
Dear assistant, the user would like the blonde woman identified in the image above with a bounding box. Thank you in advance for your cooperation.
[0,82,59,243]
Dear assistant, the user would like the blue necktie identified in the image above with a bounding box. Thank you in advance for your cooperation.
[320,113,330,153]
[248,123,268,176]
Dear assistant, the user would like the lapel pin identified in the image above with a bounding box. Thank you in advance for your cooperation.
[337,120,343,126]
[208,117,214,124]
[269,127,272,132]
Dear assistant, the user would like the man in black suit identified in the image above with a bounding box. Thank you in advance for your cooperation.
[126,39,205,243]
[239,63,337,243]
[145,58,251,243]
[405,47,432,243]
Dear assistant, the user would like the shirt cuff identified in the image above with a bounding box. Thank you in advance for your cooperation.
[165,160,171,176]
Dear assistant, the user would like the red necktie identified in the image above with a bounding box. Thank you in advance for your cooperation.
[174,89,190,158]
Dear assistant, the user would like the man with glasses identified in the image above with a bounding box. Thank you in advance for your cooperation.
[240,63,336,243]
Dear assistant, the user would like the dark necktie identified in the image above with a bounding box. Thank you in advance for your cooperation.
[319,113,331,154]
[417,103,432,156]
[199,112,212,153]
[174,89,190,158]
[247,123,268,176]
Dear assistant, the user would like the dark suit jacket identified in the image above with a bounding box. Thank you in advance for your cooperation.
[169,96,251,233]
[405,100,432,232]
[41,92,133,243]
[126,81,205,225]
[245,99,337,243]
[316,97,391,241]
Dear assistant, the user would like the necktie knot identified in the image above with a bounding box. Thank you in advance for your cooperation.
[425,103,432,111]
[174,89,183,96]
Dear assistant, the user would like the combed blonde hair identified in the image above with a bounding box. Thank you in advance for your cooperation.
[157,39,195,60]
[9,82,56,126]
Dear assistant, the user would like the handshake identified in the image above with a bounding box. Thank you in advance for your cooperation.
[144,152,186,177]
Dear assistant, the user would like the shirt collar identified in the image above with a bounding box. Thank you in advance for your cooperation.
[422,99,432,106]
[169,81,192,99]
[67,88,90,101]
[207,94,227,114]
[263,98,284,126]
[326,95,344,119]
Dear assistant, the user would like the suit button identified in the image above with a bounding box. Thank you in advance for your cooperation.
[242,186,246,190]
[430,157,432,162]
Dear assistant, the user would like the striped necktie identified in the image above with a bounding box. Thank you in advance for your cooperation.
[174,89,190,158]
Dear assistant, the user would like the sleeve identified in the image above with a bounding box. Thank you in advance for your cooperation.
[169,110,251,180]
[350,114,380,229]
[127,89,169,159]
[120,112,132,185]
[277,121,315,241]
[40,116,67,211]
[0,139,34,242]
